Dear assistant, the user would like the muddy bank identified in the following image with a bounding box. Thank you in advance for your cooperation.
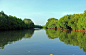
[48,28,86,33]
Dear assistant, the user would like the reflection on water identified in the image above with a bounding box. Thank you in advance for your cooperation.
[0,29,86,55]
[0,29,34,49]
[45,29,86,52]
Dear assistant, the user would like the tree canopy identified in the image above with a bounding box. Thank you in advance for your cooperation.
[0,11,34,30]
[45,10,86,30]
[45,18,58,28]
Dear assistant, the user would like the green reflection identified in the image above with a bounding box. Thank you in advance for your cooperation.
[0,29,34,49]
[45,29,86,52]
[45,29,60,39]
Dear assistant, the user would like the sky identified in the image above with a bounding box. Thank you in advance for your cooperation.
[0,0,86,25]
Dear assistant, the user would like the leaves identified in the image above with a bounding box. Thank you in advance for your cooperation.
[45,18,58,28]
[45,10,86,30]
[0,11,34,30]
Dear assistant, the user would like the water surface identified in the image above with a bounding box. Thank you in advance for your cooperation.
[0,29,86,55]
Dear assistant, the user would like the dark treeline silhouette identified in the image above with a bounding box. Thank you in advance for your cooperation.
[34,25,43,28]
[0,11,34,30]
[0,29,34,49]
[45,10,86,30]
[45,29,86,52]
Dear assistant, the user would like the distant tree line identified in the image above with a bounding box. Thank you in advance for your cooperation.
[45,10,86,30]
[34,25,43,28]
[0,11,34,30]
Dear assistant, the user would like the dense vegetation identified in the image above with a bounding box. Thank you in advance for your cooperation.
[45,29,86,52]
[0,11,34,30]
[45,10,86,30]
[45,18,58,28]
[34,25,43,28]
[23,18,34,28]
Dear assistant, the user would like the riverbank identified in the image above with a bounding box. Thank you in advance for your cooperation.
[47,28,86,34]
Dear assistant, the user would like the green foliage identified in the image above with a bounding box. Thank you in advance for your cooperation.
[57,15,71,29]
[23,18,34,28]
[68,14,80,29]
[77,11,86,30]
[0,11,34,30]
[45,10,86,30]
[34,25,43,28]
[45,18,58,28]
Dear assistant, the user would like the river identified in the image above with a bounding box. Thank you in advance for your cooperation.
[0,29,86,55]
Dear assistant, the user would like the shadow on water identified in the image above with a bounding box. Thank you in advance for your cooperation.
[0,29,34,49]
[45,29,86,52]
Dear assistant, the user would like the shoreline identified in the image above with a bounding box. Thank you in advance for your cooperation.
[47,28,86,34]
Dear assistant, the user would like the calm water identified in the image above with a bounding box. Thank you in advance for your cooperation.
[0,29,86,55]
